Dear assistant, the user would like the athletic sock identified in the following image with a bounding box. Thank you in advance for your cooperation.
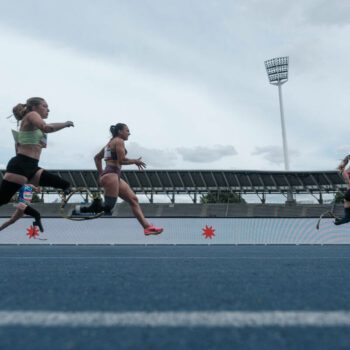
[103,196,116,214]
[24,206,44,232]
[33,220,44,232]
[24,205,41,221]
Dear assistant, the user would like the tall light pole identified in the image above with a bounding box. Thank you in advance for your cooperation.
[264,56,294,203]
[264,56,290,171]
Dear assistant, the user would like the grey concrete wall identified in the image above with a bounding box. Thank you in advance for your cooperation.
[0,217,349,245]
[0,203,344,218]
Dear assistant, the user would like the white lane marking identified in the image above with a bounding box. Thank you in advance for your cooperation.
[0,256,350,259]
[0,311,350,327]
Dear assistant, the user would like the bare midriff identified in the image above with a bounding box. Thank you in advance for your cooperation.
[17,144,43,160]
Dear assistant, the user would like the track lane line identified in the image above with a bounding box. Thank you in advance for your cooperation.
[1,311,350,327]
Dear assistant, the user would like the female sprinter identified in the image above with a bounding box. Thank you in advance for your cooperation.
[83,123,163,235]
[0,97,74,227]
[0,184,43,232]
[335,154,350,225]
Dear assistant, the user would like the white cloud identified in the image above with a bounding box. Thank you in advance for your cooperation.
[251,146,300,166]
[251,146,284,165]
[126,142,178,169]
[177,145,237,163]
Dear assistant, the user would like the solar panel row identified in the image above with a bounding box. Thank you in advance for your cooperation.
[0,169,345,195]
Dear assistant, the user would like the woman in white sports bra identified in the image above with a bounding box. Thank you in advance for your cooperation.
[91,123,163,236]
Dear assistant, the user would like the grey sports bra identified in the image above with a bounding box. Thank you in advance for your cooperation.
[104,144,127,160]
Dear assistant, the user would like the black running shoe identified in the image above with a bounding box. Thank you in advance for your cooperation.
[33,220,44,232]
[334,217,350,226]
[103,209,113,216]
[80,198,103,213]
[80,206,90,213]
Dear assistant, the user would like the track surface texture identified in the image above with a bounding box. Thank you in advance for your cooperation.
[0,245,350,350]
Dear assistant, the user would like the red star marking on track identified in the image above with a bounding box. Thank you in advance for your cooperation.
[202,225,215,239]
[26,225,39,239]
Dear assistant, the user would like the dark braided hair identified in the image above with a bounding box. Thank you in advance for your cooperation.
[110,123,126,138]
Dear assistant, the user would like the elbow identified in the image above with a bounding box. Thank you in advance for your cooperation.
[43,125,54,133]
[94,154,102,162]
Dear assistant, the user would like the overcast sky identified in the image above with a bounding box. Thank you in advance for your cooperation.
[0,0,349,172]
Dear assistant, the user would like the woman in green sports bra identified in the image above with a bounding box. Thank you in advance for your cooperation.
[0,97,75,226]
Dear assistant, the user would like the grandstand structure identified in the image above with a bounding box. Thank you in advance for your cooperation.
[1,169,346,203]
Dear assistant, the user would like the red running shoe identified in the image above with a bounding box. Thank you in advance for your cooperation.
[144,225,163,236]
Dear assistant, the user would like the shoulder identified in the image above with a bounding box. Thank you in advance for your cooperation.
[22,112,46,131]
[114,137,125,147]
[25,111,44,125]
[25,111,41,120]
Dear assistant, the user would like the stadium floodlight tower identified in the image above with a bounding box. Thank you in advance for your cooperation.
[264,56,290,171]
[264,56,294,203]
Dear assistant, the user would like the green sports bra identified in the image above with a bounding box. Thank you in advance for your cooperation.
[12,129,47,147]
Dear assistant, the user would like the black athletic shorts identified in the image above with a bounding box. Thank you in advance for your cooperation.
[6,154,41,180]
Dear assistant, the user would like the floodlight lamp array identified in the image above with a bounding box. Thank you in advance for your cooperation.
[268,72,288,83]
[264,56,289,84]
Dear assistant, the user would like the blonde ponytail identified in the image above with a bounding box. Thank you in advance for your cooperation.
[12,103,28,121]
[12,97,45,121]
